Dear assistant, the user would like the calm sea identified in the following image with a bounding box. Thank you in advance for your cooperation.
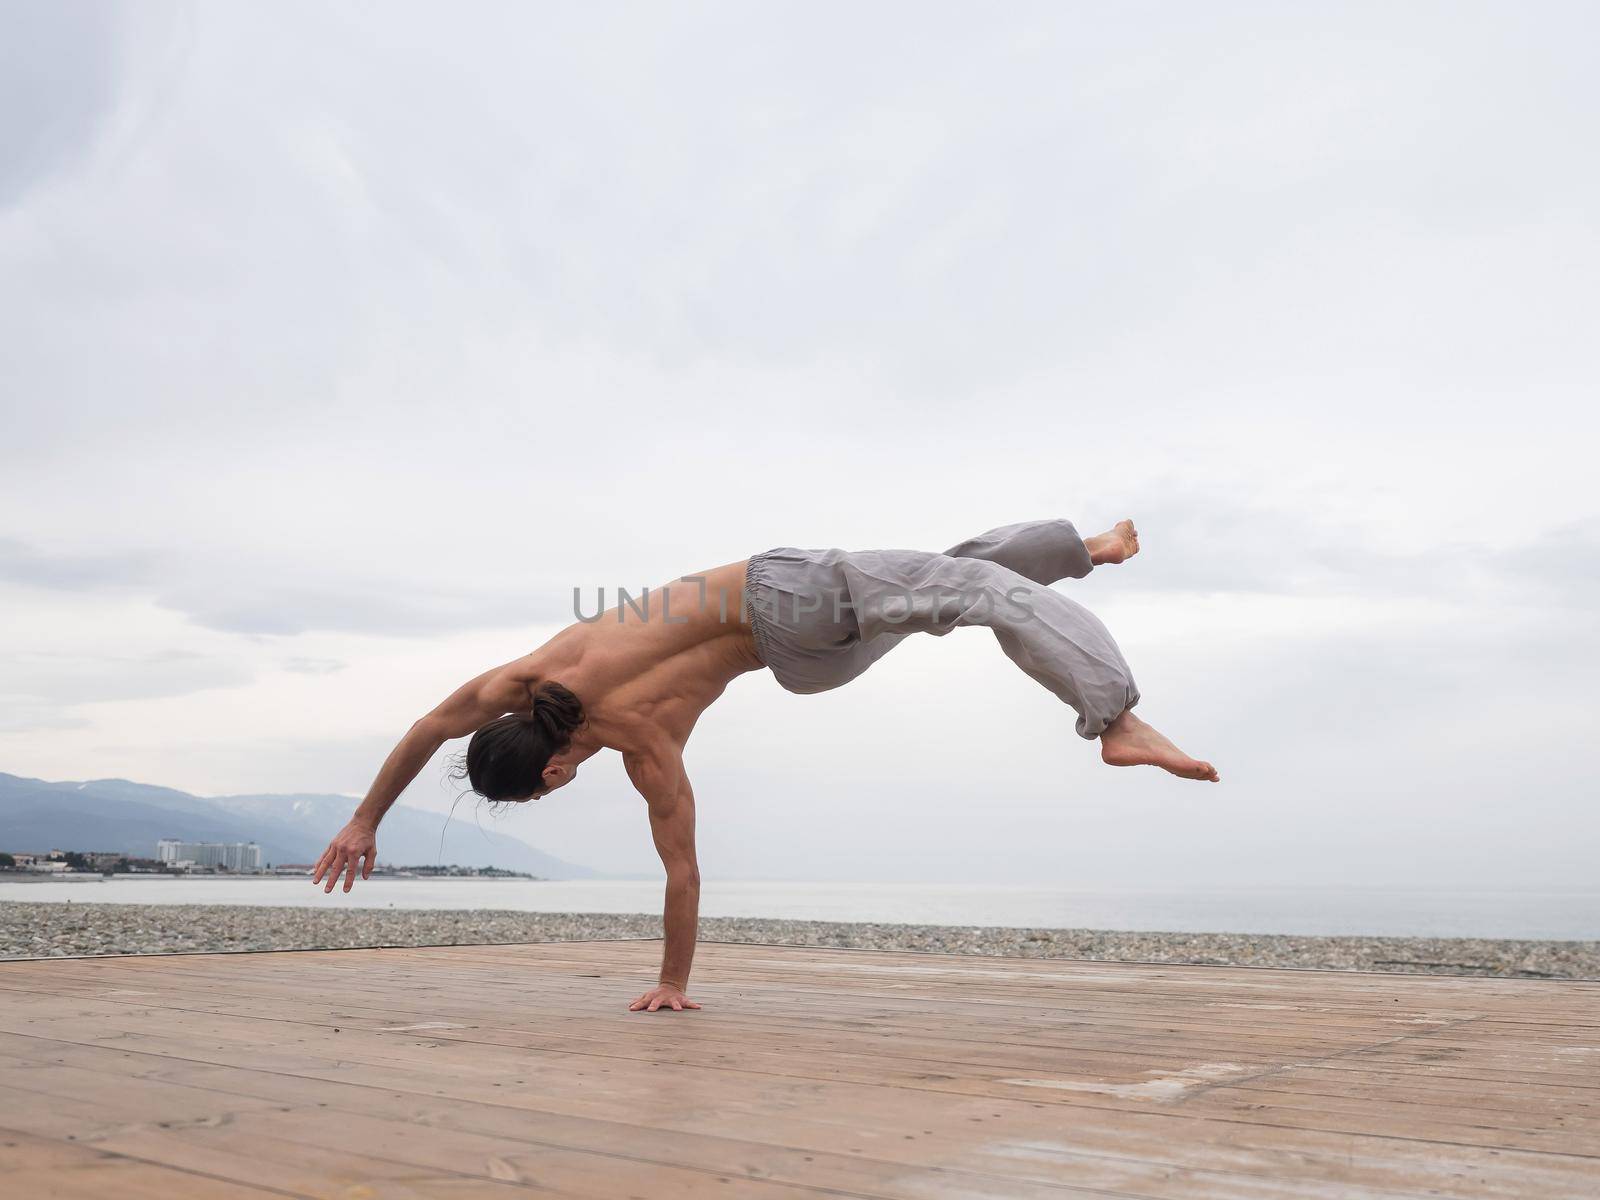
[2,877,1597,939]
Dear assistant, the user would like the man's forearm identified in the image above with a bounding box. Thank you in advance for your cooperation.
[658,874,700,988]
[352,719,445,829]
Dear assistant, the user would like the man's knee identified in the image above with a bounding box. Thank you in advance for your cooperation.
[948,560,1039,623]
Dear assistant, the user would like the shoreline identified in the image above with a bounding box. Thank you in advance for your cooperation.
[4,902,1596,978]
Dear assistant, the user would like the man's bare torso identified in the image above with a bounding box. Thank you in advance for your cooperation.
[504,559,761,757]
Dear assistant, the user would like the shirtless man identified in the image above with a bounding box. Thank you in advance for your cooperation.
[313,518,1218,1012]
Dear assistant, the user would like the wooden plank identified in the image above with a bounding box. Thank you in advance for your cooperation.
[0,1126,126,1170]
[0,1125,303,1199]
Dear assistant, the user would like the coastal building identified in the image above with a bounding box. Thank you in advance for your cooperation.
[156,839,263,872]
[6,853,71,873]
[3,851,129,873]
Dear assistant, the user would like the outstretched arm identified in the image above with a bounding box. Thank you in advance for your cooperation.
[624,747,703,1013]
[312,660,533,893]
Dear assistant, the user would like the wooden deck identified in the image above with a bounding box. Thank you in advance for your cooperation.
[0,941,1595,1199]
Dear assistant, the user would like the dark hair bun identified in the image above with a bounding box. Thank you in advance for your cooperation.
[529,681,585,744]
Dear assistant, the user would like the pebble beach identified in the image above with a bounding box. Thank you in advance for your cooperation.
[3,901,1596,979]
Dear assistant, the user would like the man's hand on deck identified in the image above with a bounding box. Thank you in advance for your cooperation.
[312,820,377,893]
[628,983,701,1013]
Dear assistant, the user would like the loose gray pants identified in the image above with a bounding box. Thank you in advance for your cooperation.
[745,519,1139,738]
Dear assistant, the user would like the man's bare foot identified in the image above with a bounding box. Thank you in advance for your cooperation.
[1099,709,1219,781]
[1085,519,1139,566]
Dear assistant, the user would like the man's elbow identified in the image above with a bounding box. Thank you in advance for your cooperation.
[413,713,458,742]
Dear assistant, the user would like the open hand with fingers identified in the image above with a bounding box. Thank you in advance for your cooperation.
[312,820,377,893]
[628,983,702,1013]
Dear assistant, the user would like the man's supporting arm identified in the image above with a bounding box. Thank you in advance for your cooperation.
[624,748,704,1012]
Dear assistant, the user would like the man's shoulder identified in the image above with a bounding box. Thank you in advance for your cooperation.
[481,658,538,711]
[617,730,682,770]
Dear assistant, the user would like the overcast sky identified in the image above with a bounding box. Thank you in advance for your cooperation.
[3,1,1596,886]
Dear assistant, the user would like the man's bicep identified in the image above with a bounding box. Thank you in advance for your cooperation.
[628,753,698,876]
[427,662,526,738]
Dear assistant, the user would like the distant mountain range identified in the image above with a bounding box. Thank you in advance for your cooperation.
[0,772,595,878]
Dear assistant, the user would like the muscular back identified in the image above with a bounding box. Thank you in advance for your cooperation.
[518,559,762,754]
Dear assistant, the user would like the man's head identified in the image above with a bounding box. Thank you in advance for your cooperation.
[460,681,586,803]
